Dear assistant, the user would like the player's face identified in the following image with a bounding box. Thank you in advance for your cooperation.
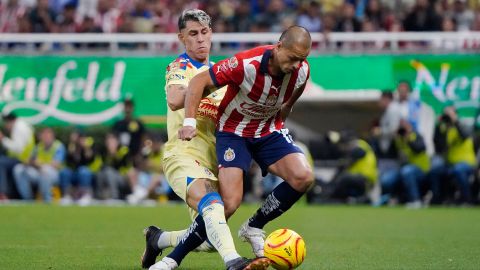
[275,43,310,74]
[179,21,212,63]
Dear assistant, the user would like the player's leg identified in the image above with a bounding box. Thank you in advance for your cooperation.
[147,177,269,270]
[240,130,313,257]
[145,153,267,269]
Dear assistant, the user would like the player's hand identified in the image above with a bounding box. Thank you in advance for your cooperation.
[280,104,293,121]
[178,126,197,141]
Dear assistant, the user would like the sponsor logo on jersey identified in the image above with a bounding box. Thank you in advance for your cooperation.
[239,102,280,119]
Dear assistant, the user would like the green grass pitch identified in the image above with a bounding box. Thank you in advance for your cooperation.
[1,203,479,269]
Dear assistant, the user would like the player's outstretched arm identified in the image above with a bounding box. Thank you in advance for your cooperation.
[178,70,216,141]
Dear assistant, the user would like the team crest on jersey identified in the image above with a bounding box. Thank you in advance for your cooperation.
[228,57,238,69]
[224,147,235,162]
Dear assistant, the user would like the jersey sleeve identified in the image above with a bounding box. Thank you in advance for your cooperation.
[165,59,190,88]
[295,60,310,90]
[208,55,244,88]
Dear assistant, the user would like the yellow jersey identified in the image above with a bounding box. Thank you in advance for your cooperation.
[163,53,226,173]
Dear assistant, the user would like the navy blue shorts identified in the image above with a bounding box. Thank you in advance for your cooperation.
[216,129,303,176]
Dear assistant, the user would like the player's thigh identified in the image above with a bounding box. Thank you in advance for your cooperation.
[216,132,252,217]
[268,152,313,192]
[163,155,217,209]
[218,167,244,218]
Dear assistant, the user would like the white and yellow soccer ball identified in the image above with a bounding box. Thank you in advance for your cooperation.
[264,228,306,270]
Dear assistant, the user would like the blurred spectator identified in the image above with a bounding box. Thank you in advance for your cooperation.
[0,0,27,33]
[380,120,431,208]
[364,0,384,30]
[472,10,480,30]
[297,1,322,32]
[60,129,100,206]
[335,2,361,32]
[403,0,442,31]
[95,133,130,200]
[49,0,73,14]
[372,92,401,158]
[29,0,57,32]
[441,16,457,31]
[94,0,120,33]
[112,98,146,163]
[229,2,251,32]
[431,106,476,204]
[13,128,65,203]
[320,0,344,13]
[393,81,421,132]
[126,133,167,204]
[77,0,98,20]
[0,113,35,201]
[130,0,153,33]
[254,0,293,32]
[331,133,379,204]
[56,3,77,33]
[448,0,474,31]
[77,15,101,32]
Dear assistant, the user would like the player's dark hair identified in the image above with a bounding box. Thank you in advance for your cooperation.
[178,9,211,31]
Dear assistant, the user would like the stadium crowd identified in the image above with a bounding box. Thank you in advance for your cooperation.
[0,86,479,208]
[1,0,480,34]
[0,98,171,205]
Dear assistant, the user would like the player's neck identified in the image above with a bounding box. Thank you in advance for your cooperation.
[186,52,209,65]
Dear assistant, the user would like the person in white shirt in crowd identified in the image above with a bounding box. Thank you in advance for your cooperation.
[0,112,35,201]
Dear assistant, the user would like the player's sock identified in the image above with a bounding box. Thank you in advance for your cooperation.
[166,215,206,265]
[157,229,187,249]
[248,181,304,229]
[199,192,241,265]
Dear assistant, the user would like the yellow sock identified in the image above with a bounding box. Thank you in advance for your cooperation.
[201,203,240,264]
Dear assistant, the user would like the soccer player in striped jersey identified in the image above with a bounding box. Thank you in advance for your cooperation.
[142,9,269,270]
[179,26,315,258]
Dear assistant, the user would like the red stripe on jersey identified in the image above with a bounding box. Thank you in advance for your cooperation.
[222,109,244,133]
[260,117,274,137]
[246,60,264,102]
[243,118,262,137]
[217,85,240,123]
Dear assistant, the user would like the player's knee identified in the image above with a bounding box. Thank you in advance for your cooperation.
[197,192,224,214]
[290,167,314,192]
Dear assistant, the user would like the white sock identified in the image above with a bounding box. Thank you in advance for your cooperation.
[201,203,240,264]
[157,229,187,249]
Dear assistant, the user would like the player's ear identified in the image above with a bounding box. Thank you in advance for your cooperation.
[177,32,185,44]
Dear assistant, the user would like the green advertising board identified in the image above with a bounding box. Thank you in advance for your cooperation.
[0,54,478,126]
[0,56,170,126]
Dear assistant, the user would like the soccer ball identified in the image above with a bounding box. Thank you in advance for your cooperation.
[264,229,306,270]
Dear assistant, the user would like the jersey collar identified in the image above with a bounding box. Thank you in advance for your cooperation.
[180,52,212,68]
[259,49,272,74]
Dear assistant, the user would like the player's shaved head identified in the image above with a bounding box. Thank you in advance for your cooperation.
[279,26,311,50]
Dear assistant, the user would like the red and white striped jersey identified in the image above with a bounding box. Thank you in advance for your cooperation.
[209,45,310,138]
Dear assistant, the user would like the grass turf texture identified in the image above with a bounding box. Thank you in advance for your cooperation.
[1,204,479,270]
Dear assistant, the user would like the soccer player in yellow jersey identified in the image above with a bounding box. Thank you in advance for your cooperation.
[141,9,269,270]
